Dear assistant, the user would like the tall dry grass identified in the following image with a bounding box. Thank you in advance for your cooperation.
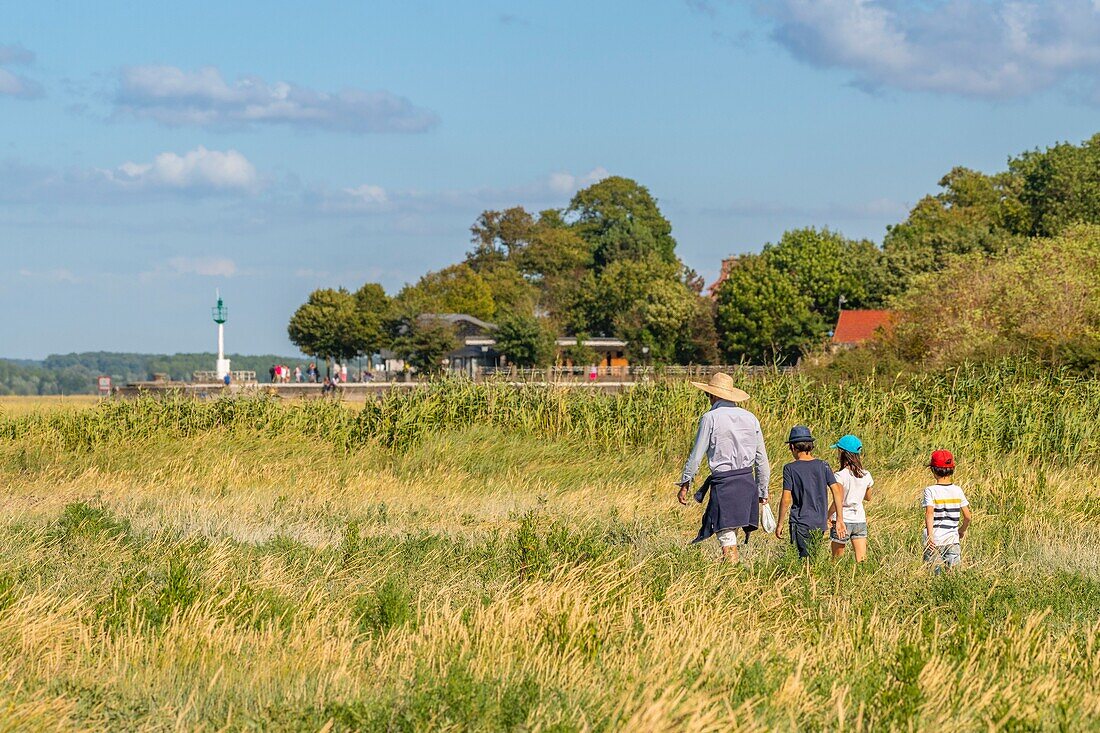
[0,362,1098,730]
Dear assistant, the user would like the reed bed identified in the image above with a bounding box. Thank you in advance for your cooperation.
[0,362,1097,731]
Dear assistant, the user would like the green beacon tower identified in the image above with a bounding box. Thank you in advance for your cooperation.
[212,291,231,380]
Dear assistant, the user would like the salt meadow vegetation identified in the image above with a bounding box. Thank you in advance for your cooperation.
[1,363,1099,730]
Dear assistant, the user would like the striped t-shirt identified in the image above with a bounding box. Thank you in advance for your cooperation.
[922,484,969,546]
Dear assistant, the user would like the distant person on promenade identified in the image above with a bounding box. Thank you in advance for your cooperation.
[922,450,971,573]
[341,364,349,383]
[269,365,277,383]
[308,363,318,382]
[827,434,873,562]
[294,365,302,383]
[774,426,847,560]
[678,373,770,563]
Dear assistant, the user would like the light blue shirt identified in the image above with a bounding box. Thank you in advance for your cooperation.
[680,400,771,498]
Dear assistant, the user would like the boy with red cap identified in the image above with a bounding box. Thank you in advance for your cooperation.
[922,450,972,572]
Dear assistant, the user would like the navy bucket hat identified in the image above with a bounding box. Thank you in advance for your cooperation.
[786,425,815,444]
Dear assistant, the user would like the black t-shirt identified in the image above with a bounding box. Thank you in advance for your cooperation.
[783,459,836,529]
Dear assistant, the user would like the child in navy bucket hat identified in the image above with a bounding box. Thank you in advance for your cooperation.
[774,426,848,559]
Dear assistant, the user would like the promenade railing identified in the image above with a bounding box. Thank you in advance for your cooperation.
[478,365,787,382]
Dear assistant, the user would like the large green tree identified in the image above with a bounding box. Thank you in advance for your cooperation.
[764,228,889,322]
[473,260,537,318]
[391,318,460,374]
[514,212,591,281]
[714,255,825,365]
[1011,133,1100,237]
[594,257,699,362]
[395,263,496,321]
[566,176,677,269]
[494,313,556,368]
[883,167,1025,287]
[881,134,1100,289]
[468,206,537,265]
[287,288,370,363]
[353,283,392,356]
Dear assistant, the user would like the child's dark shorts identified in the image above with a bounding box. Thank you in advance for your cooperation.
[789,521,825,558]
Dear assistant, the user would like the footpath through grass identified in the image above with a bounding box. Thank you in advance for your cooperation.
[0,364,1098,730]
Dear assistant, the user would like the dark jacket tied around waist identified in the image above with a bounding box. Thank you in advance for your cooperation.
[691,466,759,545]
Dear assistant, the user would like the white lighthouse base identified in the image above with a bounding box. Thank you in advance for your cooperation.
[216,359,232,380]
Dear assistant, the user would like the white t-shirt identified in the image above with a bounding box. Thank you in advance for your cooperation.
[922,484,969,546]
[829,468,873,523]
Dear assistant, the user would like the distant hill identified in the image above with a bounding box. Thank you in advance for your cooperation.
[0,352,310,396]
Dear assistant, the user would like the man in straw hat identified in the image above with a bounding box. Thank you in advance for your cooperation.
[678,372,770,562]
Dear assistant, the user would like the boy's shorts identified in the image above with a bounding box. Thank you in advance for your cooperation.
[789,522,824,558]
[923,543,961,569]
[830,522,868,543]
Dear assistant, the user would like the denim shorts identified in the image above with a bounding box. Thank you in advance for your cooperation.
[830,522,868,543]
[923,543,961,570]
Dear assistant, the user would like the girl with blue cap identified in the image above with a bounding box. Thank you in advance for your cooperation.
[827,434,874,562]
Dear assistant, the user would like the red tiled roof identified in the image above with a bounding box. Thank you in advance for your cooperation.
[832,310,895,344]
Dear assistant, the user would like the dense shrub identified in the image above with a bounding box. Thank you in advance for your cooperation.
[888,225,1100,371]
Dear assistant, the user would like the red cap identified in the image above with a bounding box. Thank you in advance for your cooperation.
[929,450,955,469]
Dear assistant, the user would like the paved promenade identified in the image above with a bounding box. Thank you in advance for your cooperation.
[114,380,641,399]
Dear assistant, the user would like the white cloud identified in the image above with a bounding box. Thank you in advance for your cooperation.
[113,65,440,133]
[747,0,1100,99]
[0,44,43,99]
[166,256,237,277]
[546,167,609,195]
[102,146,259,193]
[316,167,610,216]
[343,184,389,205]
[17,267,80,283]
[0,149,260,204]
[138,256,237,282]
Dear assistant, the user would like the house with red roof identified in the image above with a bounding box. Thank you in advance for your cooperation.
[831,309,895,349]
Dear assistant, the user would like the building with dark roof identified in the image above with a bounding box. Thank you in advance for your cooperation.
[415,314,629,376]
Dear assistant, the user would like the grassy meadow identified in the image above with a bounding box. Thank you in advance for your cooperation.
[0,395,101,417]
[1,365,1099,731]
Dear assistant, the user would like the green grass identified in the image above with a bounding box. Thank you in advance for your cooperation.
[0,363,1098,730]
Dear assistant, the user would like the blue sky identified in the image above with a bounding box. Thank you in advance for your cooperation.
[4,0,1100,358]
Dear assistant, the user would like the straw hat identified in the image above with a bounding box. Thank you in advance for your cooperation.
[691,372,750,403]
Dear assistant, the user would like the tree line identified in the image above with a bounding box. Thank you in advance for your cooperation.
[0,353,304,396]
[289,133,1100,373]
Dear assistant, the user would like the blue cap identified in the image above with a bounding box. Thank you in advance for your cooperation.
[831,434,863,454]
[786,425,815,444]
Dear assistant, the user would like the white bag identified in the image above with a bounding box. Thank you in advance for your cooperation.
[760,504,777,534]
